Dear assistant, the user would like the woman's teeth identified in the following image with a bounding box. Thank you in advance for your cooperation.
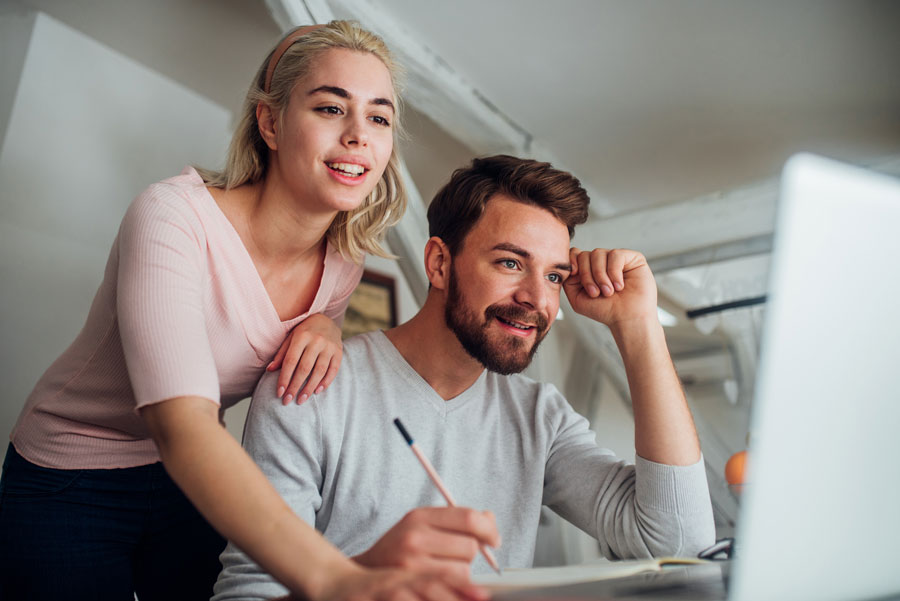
[327,162,366,177]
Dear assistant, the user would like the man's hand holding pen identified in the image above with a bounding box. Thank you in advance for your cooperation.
[353,507,501,579]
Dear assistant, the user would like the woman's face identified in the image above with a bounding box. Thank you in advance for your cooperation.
[268,48,396,215]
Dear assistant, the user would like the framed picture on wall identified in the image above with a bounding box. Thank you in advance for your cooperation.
[341,270,398,339]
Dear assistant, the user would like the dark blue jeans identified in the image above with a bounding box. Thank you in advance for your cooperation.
[0,444,226,601]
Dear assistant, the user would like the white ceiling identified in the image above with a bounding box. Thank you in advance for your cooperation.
[15,0,900,215]
[372,0,900,213]
[10,0,900,342]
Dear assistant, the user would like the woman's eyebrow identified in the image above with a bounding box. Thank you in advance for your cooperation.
[308,85,395,113]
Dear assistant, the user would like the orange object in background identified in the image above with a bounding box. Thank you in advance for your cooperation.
[725,450,748,485]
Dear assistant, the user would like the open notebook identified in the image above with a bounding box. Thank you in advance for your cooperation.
[475,557,707,591]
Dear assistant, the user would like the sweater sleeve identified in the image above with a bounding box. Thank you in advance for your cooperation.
[117,183,220,409]
[212,370,324,601]
[541,387,715,559]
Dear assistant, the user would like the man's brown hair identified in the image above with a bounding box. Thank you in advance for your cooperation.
[427,155,590,255]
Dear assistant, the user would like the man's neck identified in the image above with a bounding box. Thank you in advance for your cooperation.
[383,299,485,401]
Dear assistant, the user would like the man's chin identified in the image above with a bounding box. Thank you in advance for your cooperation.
[478,341,539,375]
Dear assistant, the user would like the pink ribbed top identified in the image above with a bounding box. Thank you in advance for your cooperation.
[11,167,363,469]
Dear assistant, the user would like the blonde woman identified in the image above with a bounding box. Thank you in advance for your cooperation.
[0,21,488,601]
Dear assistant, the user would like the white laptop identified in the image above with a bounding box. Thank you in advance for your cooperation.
[729,153,900,601]
[496,154,900,601]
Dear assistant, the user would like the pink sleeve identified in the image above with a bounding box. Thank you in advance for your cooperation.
[322,259,364,328]
[117,184,220,409]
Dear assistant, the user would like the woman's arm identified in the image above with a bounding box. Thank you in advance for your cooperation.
[141,396,487,601]
[141,395,354,599]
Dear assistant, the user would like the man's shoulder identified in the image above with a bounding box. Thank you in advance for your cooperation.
[251,331,388,417]
[339,330,388,372]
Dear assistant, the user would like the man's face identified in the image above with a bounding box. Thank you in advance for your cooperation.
[443,195,572,374]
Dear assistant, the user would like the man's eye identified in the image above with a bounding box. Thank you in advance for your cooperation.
[501,259,518,269]
[547,273,562,284]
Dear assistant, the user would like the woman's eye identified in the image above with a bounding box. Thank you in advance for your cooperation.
[370,115,391,127]
[316,106,342,115]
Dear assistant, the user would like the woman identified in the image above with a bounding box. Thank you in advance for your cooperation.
[0,21,484,601]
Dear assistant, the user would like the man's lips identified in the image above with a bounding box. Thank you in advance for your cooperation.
[485,305,548,337]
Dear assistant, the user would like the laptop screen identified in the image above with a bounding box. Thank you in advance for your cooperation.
[730,154,900,601]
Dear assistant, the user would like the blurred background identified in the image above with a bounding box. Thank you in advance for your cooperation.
[2,0,899,565]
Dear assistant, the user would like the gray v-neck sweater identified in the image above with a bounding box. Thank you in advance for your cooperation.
[213,331,714,601]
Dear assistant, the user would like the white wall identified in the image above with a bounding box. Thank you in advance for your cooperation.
[0,11,231,463]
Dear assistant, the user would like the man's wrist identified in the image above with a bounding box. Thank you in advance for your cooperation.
[608,314,666,349]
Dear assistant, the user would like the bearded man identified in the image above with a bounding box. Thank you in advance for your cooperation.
[213,155,715,601]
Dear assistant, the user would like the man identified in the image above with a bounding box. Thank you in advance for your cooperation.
[213,155,715,600]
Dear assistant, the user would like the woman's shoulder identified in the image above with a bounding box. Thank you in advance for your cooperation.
[122,167,217,235]
[136,166,209,209]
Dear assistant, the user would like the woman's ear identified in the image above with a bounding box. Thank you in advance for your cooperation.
[256,102,278,151]
[424,237,451,290]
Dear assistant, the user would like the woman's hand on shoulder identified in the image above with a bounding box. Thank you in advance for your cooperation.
[268,314,343,405]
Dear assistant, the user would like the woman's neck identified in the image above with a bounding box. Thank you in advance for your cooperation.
[216,177,337,265]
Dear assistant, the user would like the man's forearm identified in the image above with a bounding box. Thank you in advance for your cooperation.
[609,317,701,465]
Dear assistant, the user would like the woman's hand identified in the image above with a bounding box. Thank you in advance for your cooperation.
[279,566,489,601]
[268,314,343,405]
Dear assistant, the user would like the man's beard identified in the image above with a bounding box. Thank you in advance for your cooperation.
[444,267,550,375]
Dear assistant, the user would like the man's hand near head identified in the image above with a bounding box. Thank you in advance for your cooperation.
[352,507,501,580]
[563,247,658,329]
[563,247,701,466]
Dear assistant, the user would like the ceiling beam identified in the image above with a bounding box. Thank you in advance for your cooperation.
[280,0,617,215]
[290,0,533,155]
[574,179,781,266]
[575,154,900,266]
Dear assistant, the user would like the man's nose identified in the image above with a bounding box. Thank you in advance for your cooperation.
[514,272,551,315]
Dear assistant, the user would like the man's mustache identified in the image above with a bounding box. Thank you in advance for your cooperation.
[484,304,549,333]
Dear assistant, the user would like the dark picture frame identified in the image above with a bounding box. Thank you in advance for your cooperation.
[341,269,398,339]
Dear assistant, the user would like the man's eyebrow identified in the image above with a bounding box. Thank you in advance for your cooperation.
[491,242,572,272]
[308,85,395,113]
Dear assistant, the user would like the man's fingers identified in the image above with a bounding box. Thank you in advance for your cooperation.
[605,249,629,291]
[569,247,582,277]
[574,249,602,297]
[407,507,501,548]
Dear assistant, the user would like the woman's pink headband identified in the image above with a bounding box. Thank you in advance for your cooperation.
[264,24,326,94]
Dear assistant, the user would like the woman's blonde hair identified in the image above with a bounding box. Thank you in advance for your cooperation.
[197,20,406,263]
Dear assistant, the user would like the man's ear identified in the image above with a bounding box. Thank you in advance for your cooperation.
[424,237,451,290]
[256,102,278,151]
